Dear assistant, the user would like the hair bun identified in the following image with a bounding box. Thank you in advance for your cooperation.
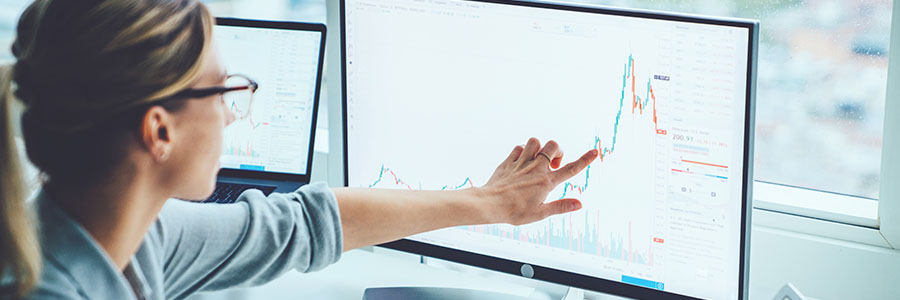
[11,60,34,107]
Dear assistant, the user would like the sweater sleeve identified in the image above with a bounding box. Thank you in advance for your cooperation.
[154,182,343,299]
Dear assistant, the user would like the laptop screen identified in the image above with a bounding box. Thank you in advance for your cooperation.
[213,21,323,176]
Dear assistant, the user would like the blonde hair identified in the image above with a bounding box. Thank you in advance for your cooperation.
[1,0,214,297]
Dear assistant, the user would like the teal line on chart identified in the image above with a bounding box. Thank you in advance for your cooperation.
[560,54,661,198]
[441,178,473,191]
[369,165,387,188]
[370,164,473,190]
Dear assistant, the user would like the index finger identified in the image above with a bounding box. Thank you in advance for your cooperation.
[550,149,599,184]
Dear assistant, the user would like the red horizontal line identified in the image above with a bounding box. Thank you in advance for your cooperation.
[682,159,728,169]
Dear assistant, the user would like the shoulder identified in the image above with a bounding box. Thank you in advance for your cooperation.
[21,258,88,300]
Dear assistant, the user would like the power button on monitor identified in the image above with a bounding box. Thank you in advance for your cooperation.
[520,264,534,278]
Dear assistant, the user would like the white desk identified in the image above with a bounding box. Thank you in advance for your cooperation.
[185,248,636,300]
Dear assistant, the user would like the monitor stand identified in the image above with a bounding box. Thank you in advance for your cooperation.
[362,287,587,300]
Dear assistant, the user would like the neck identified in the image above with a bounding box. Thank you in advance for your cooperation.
[48,169,168,271]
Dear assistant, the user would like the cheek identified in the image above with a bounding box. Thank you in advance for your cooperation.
[215,104,230,158]
[187,112,226,170]
[209,123,224,161]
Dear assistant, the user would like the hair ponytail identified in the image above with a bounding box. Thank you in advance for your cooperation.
[0,64,41,298]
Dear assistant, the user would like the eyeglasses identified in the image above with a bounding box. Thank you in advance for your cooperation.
[47,74,260,134]
[171,74,259,120]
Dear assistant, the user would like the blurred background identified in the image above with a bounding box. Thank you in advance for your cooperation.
[0,0,891,201]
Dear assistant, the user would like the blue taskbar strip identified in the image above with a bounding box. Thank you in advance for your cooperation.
[621,275,665,291]
[240,164,266,171]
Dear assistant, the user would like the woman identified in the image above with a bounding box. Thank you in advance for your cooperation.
[0,0,598,299]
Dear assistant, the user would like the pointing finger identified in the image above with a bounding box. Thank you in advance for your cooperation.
[551,149,598,184]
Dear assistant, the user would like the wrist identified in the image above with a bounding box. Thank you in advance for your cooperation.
[462,186,500,225]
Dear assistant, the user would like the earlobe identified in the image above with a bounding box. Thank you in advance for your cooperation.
[158,149,170,162]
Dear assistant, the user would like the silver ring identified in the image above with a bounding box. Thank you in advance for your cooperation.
[536,152,553,163]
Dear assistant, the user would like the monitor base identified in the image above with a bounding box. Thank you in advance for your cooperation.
[362,287,530,300]
[362,287,587,300]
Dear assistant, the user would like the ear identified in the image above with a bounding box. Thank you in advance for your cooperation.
[141,106,175,162]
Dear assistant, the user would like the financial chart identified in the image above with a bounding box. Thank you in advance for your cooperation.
[345,1,750,299]
[215,25,321,175]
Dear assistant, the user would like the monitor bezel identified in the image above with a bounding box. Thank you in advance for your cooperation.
[340,1,759,299]
[214,17,327,183]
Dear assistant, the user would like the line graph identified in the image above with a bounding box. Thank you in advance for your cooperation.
[559,54,667,198]
[369,164,475,190]
[359,54,671,269]
[368,55,667,201]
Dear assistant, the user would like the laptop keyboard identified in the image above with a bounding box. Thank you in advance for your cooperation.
[204,182,277,204]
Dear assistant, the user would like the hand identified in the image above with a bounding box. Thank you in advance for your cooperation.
[478,137,599,226]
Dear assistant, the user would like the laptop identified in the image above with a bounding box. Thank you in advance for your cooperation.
[203,18,326,204]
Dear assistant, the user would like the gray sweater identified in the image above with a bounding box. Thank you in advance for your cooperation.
[24,182,343,300]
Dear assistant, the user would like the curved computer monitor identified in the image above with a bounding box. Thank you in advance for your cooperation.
[341,1,758,299]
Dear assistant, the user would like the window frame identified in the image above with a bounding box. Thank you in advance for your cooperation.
[753,181,879,228]
[876,0,900,249]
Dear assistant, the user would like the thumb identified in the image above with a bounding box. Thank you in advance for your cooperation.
[541,199,582,218]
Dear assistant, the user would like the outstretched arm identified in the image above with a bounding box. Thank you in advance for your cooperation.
[335,137,599,252]
[152,137,597,297]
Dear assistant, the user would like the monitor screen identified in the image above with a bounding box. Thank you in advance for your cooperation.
[343,1,755,299]
[214,22,323,175]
